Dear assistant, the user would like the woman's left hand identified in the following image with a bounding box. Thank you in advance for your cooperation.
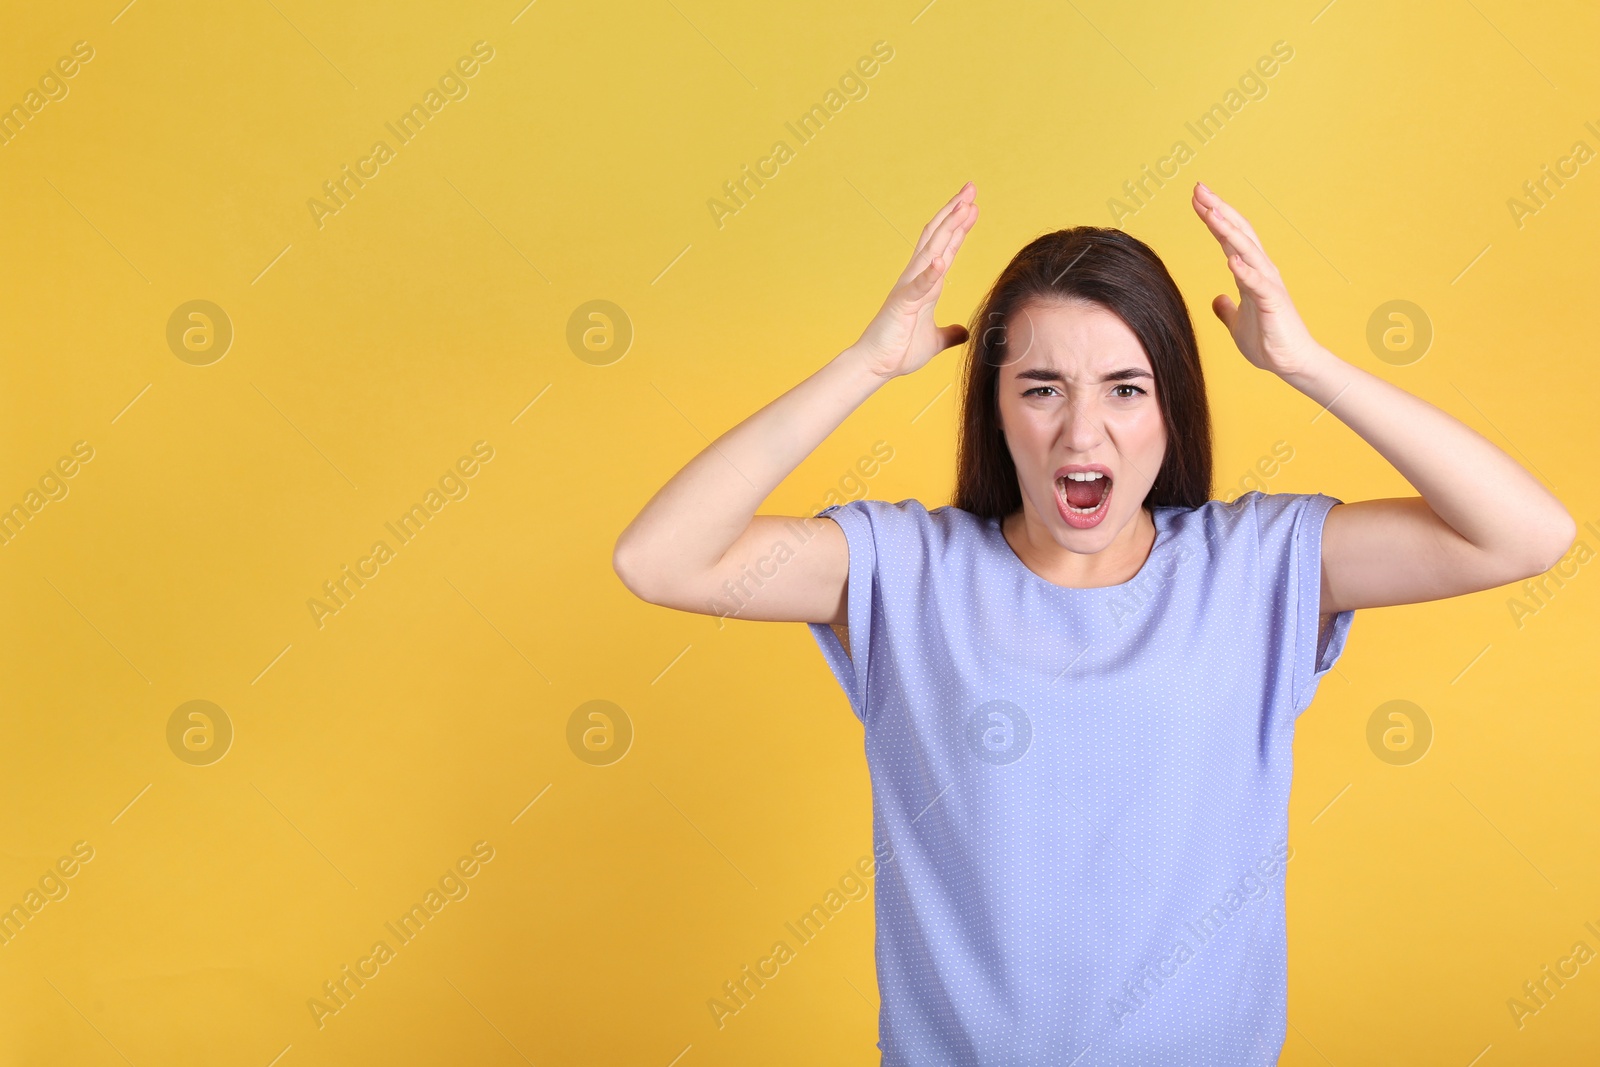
[1192,182,1323,379]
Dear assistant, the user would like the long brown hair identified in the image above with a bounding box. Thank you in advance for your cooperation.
[953,227,1213,517]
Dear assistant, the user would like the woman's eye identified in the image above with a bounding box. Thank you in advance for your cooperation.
[1112,384,1146,398]
[1023,386,1057,397]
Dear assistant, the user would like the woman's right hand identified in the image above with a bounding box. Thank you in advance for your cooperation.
[851,181,979,380]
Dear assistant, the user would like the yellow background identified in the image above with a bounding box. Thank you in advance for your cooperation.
[2,0,1596,1063]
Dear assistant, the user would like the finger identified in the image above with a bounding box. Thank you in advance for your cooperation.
[1211,293,1238,330]
[915,183,972,255]
[1191,192,1249,261]
[1193,182,1263,251]
[897,252,947,307]
[1224,250,1278,305]
[934,205,976,270]
[937,322,970,351]
[916,235,965,309]
[1204,205,1278,281]
[908,188,979,275]
[915,181,976,257]
[907,198,978,286]
[1191,194,1267,275]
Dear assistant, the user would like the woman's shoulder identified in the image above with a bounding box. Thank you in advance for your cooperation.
[820,495,985,525]
[1157,489,1341,553]
[817,496,987,550]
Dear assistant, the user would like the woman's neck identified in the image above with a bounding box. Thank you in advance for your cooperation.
[1001,503,1158,589]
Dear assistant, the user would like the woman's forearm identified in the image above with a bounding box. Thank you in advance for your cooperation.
[613,343,890,593]
[1283,344,1575,568]
[615,182,978,608]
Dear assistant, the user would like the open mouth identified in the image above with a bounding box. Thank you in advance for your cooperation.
[1054,470,1112,526]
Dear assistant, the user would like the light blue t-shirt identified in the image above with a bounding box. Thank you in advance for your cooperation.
[807,490,1355,1066]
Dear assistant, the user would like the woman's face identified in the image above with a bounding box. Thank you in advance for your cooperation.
[995,298,1167,550]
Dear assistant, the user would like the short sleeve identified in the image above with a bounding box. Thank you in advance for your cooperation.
[1248,490,1356,716]
[806,499,877,724]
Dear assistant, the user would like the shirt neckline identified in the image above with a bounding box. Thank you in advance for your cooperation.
[987,505,1174,594]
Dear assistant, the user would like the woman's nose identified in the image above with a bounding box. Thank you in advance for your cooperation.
[1059,395,1105,448]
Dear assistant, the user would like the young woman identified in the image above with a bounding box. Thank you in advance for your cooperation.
[612,181,1575,1065]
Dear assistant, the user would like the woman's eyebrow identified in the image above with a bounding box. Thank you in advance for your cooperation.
[1013,365,1154,383]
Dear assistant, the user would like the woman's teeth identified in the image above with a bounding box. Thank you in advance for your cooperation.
[1057,472,1110,514]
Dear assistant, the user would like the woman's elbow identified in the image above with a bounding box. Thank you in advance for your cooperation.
[1512,508,1579,580]
[612,533,659,603]
[612,534,695,607]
